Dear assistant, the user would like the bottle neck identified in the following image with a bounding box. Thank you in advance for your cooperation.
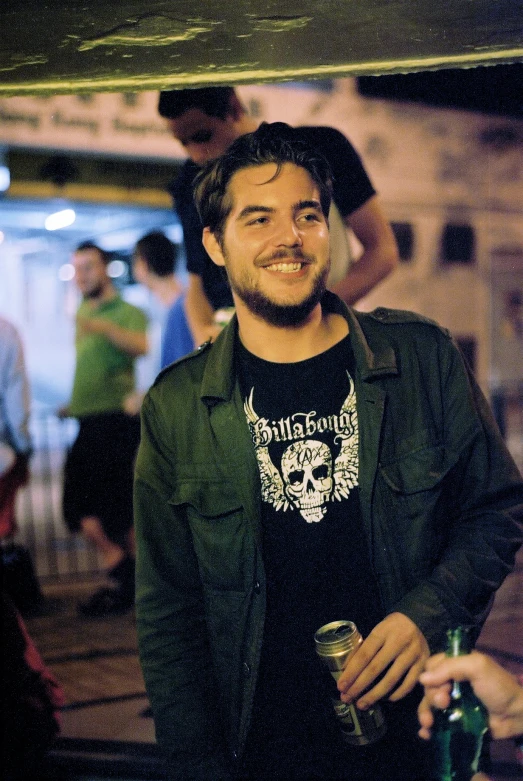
[446,627,470,700]
[445,627,471,658]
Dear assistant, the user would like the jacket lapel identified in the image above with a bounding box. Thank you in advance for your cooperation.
[344,305,396,547]
[200,318,262,541]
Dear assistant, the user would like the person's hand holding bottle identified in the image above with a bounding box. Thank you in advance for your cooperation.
[418,650,523,742]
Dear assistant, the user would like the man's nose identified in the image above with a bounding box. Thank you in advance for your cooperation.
[275,220,302,247]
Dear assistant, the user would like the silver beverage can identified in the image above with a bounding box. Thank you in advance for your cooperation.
[314,620,387,746]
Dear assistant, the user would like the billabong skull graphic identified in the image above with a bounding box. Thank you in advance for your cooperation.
[281,440,333,523]
[244,378,358,524]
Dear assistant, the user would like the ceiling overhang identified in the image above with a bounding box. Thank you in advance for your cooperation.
[0,0,522,96]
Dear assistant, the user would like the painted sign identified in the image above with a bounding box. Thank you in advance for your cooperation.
[0,83,337,159]
[0,91,183,159]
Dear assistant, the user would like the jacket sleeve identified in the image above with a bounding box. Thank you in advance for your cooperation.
[134,392,233,781]
[390,332,523,651]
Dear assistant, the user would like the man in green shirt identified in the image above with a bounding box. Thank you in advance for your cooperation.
[61,241,148,616]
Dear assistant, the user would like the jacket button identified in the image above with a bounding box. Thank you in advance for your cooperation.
[243,662,251,677]
[254,581,261,594]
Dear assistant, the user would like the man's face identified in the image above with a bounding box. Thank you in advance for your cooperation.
[72,248,109,299]
[205,162,330,327]
[166,108,242,166]
[131,252,147,287]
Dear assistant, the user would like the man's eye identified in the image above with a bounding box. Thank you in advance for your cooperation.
[190,130,213,145]
[299,212,320,223]
[247,216,269,225]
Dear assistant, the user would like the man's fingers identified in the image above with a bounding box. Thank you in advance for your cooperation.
[386,658,425,703]
[356,651,425,708]
[337,634,386,693]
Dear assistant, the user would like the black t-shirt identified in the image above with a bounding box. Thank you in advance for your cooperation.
[236,336,430,780]
[169,125,376,312]
[169,159,232,311]
[237,335,395,779]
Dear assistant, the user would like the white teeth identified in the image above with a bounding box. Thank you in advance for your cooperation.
[267,262,302,272]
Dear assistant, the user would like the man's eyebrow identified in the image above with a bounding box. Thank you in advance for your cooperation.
[295,199,322,212]
[237,200,322,221]
[237,205,275,220]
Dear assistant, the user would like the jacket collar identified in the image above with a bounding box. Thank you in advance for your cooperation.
[200,290,397,404]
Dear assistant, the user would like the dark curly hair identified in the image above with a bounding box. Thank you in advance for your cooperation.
[158,87,236,120]
[193,122,333,244]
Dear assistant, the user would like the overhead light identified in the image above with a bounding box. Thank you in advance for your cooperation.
[0,166,10,192]
[45,208,76,231]
[58,263,75,282]
[165,224,183,244]
[107,259,126,278]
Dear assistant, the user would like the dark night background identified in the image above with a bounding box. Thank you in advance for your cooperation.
[357,63,523,118]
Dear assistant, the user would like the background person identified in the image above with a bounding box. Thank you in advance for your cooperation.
[134,123,523,781]
[1,590,65,781]
[60,241,148,617]
[158,86,399,346]
[0,315,32,542]
[0,315,44,616]
[132,230,194,367]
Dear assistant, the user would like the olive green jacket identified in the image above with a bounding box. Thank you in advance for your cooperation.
[134,292,523,781]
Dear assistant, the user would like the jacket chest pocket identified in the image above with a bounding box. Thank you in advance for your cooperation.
[377,442,456,576]
[168,478,252,592]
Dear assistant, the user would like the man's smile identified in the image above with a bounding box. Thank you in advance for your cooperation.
[264,261,305,273]
[257,249,314,274]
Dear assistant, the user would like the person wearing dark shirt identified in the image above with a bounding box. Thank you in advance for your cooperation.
[134,123,523,781]
[158,86,399,346]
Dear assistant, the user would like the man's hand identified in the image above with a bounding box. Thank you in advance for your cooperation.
[123,391,144,416]
[76,315,109,338]
[76,314,147,357]
[337,612,430,709]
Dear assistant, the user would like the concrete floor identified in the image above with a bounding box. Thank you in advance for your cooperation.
[19,544,522,781]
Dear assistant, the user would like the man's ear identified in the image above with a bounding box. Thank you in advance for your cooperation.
[202,227,225,267]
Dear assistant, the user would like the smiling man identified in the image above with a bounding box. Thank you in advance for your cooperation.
[134,123,523,781]
[202,160,332,334]
[158,87,399,346]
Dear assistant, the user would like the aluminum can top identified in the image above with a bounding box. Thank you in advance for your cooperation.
[314,620,361,659]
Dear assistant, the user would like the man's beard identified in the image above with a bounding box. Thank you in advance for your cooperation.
[84,284,104,300]
[229,250,329,328]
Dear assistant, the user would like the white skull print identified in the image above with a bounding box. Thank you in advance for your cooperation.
[281,440,333,522]
[244,374,358,524]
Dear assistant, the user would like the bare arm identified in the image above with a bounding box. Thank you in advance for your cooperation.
[77,316,148,357]
[418,652,523,741]
[184,273,222,345]
[331,195,399,305]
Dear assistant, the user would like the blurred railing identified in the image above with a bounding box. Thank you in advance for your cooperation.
[15,412,104,583]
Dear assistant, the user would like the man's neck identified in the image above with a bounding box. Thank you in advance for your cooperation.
[148,276,182,307]
[236,303,349,363]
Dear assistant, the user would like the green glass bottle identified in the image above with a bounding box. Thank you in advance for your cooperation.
[430,627,489,781]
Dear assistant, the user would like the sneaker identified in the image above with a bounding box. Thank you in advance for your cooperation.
[78,585,134,617]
